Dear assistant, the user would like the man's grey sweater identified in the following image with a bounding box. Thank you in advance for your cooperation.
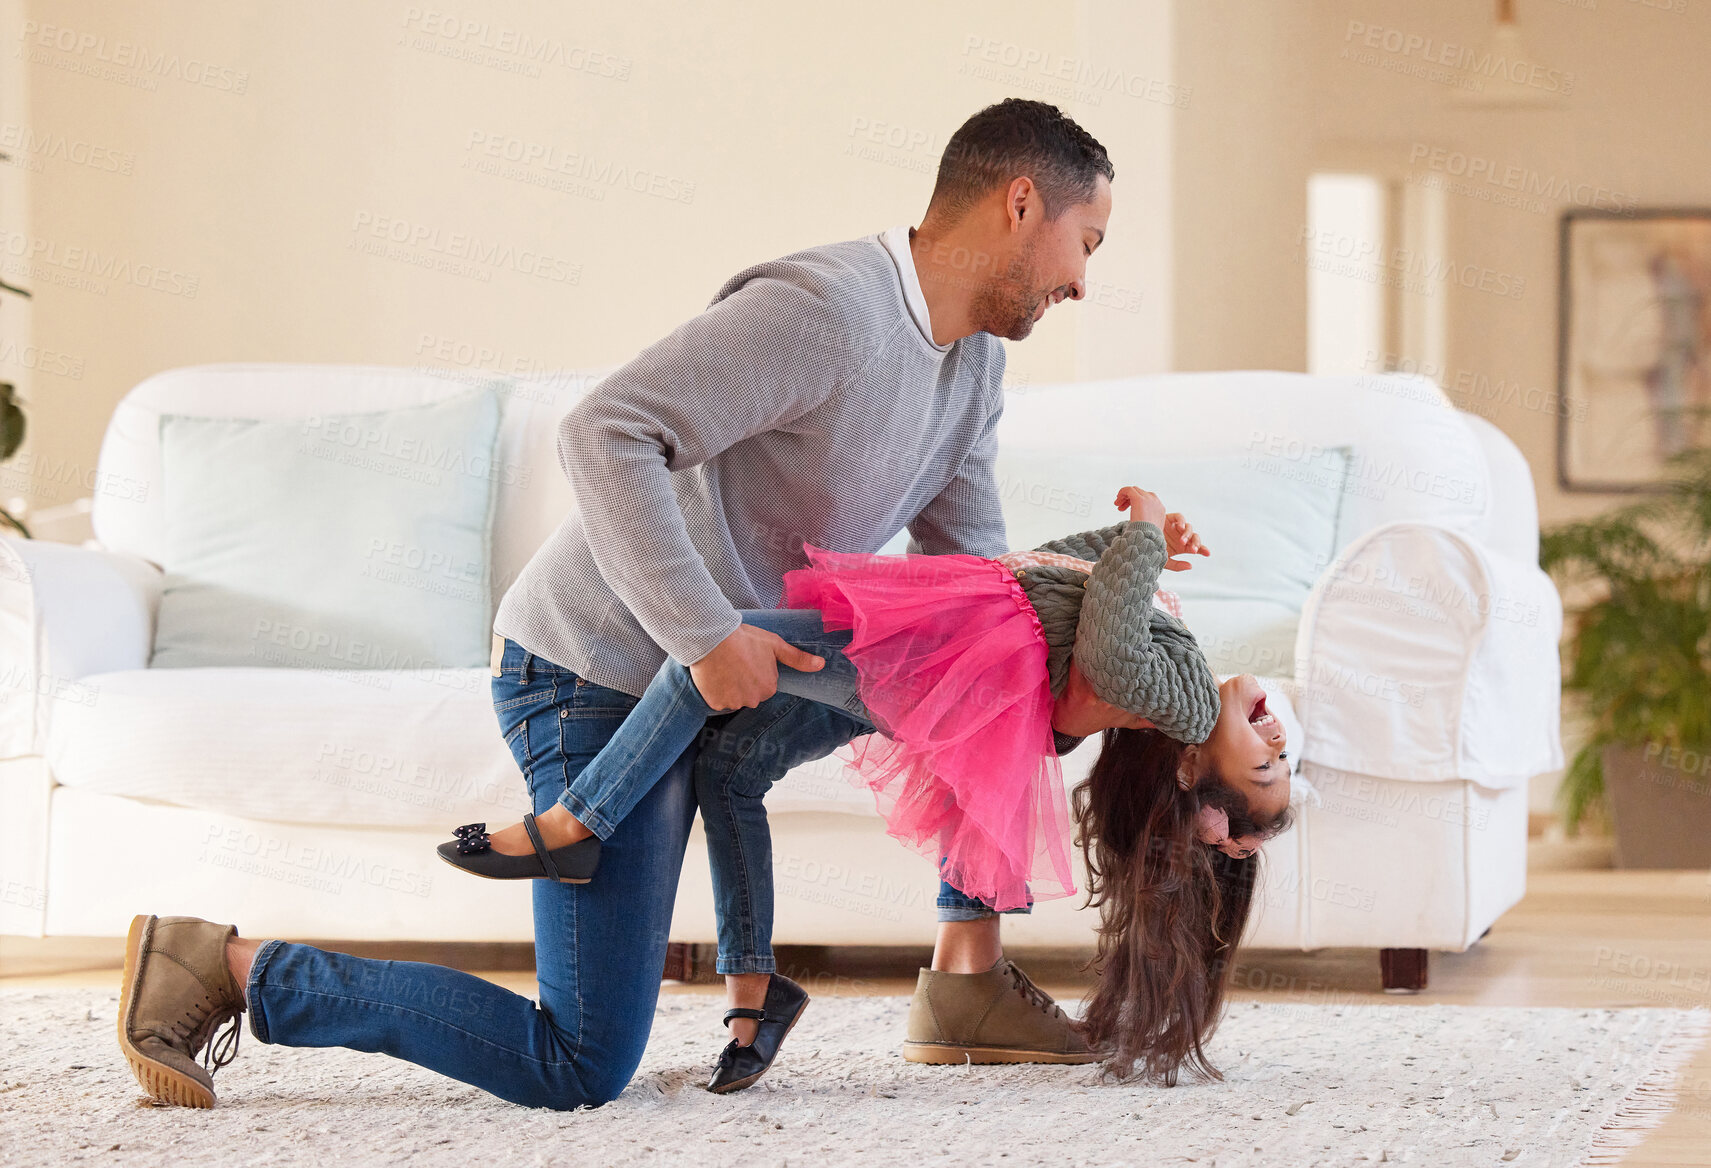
[493,231,1011,701]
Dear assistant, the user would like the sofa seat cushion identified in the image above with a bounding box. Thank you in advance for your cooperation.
[772,676,1314,813]
[47,667,530,830]
[45,669,1311,831]
[45,666,889,829]
[1043,673,1312,800]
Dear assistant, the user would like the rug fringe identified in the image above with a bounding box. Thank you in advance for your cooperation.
[1576,1006,1711,1167]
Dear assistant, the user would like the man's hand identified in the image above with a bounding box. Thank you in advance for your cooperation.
[1052,656,1160,736]
[689,623,825,712]
[1161,512,1210,572]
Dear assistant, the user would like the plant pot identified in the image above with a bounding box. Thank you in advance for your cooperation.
[1602,744,1711,868]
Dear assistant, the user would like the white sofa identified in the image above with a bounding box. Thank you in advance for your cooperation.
[0,364,1563,990]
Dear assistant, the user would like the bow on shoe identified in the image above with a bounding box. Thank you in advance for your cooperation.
[452,823,491,855]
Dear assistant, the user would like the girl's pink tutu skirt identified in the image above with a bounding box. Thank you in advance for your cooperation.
[779,543,1075,912]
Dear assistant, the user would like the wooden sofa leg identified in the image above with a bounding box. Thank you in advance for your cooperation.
[1380,948,1428,993]
[662,942,698,983]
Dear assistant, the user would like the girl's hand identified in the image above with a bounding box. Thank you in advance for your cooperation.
[1162,512,1210,572]
[1114,486,1167,529]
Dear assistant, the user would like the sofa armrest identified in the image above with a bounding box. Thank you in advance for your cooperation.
[1460,411,1541,564]
[0,537,163,757]
[1293,521,1564,788]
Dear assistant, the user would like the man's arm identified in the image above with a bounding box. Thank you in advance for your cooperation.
[905,353,1009,557]
[560,276,847,667]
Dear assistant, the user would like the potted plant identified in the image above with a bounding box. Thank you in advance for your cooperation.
[0,381,26,538]
[0,259,31,539]
[1540,447,1711,867]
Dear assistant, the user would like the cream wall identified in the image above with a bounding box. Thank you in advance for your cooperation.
[7,2,1705,821]
[1304,0,1711,528]
[11,2,1706,527]
[2,0,1174,518]
[1170,3,1316,373]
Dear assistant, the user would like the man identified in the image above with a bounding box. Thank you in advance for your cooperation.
[686,135,1117,1061]
[115,97,1114,1110]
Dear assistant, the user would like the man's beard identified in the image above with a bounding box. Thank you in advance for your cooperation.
[971,237,1048,342]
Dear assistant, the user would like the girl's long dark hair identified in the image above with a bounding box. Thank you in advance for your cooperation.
[1070,726,1294,1085]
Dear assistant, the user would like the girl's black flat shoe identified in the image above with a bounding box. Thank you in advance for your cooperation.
[434,814,601,883]
[706,973,810,1094]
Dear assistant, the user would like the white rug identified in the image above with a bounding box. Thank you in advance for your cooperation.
[2,990,1706,1167]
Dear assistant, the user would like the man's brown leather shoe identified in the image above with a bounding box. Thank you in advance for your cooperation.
[117,914,247,1108]
[902,958,1100,1064]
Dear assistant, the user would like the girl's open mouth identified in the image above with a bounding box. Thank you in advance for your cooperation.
[1248,694,1278,729]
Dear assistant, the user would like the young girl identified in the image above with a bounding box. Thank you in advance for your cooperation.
[440,486,1294,1088]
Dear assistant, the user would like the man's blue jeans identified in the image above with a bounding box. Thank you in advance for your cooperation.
[552,608,1028,975]
[243,634,1018,1108]
[247,640,728,1109]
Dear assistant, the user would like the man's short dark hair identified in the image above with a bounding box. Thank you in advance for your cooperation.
[928,99,1114,222]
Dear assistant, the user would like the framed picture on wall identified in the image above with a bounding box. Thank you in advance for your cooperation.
[1557,208,1711,492]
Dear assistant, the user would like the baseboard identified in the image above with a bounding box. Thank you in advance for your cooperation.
[0,935,537,978]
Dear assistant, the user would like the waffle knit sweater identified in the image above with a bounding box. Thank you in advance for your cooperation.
[492,230,1010,701]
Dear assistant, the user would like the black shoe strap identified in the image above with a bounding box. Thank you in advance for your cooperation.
[521,813,562,883]
[722,1008,766,1027]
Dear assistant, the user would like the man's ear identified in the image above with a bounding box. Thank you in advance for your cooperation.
[1005,175,1038,230]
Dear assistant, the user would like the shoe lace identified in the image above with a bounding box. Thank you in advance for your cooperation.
[1004,961,1063,1018]
[171,999,243,1076]
[204,1014,242,1074]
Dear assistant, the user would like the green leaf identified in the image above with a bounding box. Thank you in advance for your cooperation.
[0,382,22,462]
[1542,444,1711,827]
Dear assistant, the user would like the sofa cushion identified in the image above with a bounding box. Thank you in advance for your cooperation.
[47,667,529,829]
[991,448,1352,677]
[770,674,1313,811]
[45,665,1310,830]
[151,387,500,670]
[44,666,882,829]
